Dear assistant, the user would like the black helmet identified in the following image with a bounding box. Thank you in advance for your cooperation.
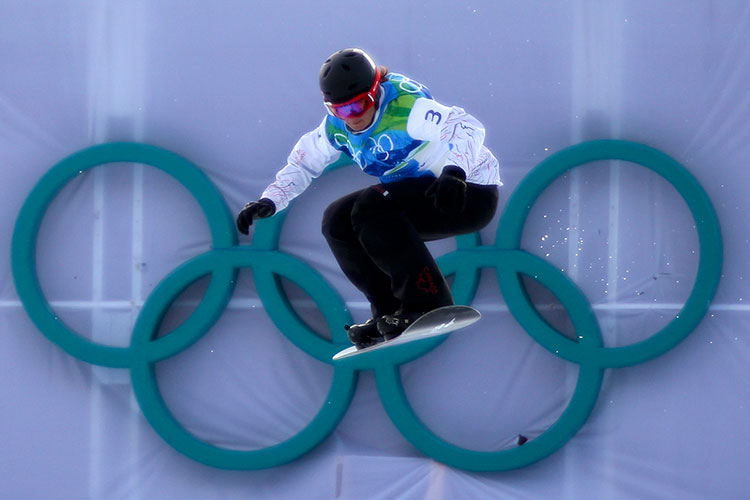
[319,48,378,104]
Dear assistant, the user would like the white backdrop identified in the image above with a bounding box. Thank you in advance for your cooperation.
[2,1,749,499]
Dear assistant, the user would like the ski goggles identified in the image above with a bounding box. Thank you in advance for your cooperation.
[324,68,381,119]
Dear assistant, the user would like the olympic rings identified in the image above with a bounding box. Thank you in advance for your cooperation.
[11,140,722,471]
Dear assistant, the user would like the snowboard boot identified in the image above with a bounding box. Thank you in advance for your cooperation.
[376,310,425,341]
[345,318,384,349]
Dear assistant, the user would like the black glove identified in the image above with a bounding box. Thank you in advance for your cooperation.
[236,198,276,235]
[425,165,467,213]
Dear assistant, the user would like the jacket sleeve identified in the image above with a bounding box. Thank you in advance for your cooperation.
[261,117,341,212]
[406,97,487,176]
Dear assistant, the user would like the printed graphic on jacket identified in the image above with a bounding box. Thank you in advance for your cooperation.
[325,73,436,183]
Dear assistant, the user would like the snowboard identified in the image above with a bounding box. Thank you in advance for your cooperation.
[332,305,481,361]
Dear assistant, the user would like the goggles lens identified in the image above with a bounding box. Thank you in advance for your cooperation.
[326,96,375,119]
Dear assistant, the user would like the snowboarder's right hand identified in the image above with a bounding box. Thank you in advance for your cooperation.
[425,165,467,214]
[236,198,276,235]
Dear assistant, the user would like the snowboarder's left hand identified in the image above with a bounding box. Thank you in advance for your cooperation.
[425,165,467,213]
[236,198,276,235]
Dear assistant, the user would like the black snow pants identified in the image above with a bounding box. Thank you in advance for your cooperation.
[321,177,499,318]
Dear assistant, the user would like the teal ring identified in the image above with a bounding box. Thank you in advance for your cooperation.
[129,248,357,469]
[11,143,236,368]
[497,140,723,367]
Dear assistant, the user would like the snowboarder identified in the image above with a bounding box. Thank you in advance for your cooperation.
[236,48,501,349]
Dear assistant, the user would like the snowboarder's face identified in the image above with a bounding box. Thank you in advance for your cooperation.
[343,105,376,131]
[324,70,381,130]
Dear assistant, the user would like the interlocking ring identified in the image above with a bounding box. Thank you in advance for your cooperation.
[11,140,722,471]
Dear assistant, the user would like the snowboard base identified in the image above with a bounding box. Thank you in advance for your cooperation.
[333,305,481,361]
